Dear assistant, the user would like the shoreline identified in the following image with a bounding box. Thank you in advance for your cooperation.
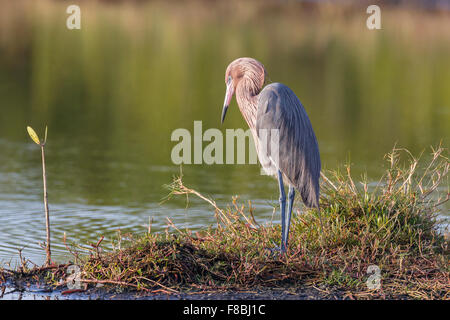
[1,148,448,300]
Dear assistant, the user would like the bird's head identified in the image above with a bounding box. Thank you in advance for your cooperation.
[221,57,266,123]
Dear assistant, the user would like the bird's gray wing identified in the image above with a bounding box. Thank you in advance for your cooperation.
[256,83,321,208]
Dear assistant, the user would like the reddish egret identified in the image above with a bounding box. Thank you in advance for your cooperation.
[221,57,321,252]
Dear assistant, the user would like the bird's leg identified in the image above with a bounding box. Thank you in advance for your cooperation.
[282,186,295,252]
[265,171,288,257]
[277,170,287,252]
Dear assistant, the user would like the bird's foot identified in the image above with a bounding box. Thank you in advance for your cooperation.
[265,242,286,258]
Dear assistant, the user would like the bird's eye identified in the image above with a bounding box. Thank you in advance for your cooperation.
[227,76,232,85]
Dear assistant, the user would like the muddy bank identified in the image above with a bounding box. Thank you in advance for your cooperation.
[0,277,345,300]
[1,270,344,300]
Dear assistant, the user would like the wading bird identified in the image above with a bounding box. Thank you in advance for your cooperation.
[221,57,321,252]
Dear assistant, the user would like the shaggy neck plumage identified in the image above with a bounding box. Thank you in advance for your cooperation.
[236,76,262,131]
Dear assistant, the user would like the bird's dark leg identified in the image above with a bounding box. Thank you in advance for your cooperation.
[282,186,295,252]
[277,170,287,252]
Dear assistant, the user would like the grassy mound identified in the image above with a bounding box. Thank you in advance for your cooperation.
[3,147,449,299]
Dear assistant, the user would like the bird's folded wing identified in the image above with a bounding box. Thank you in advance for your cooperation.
[256,83,321,208]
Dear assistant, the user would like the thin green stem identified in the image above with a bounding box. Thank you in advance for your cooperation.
[41,145,51,266]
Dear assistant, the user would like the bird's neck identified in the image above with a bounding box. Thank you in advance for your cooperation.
[236,78,261,130]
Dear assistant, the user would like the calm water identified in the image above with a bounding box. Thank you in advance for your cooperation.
[0,2,449,266]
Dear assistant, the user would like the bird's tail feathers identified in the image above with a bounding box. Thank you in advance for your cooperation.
[298,177,319,209]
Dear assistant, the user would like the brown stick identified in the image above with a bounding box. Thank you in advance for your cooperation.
[80,279,150,292]
[41,145,51,266]
[61,289,86,295]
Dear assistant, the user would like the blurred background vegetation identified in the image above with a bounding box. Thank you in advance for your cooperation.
[0,0,449,264]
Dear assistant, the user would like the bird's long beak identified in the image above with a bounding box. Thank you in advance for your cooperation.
[221,82,234,124]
